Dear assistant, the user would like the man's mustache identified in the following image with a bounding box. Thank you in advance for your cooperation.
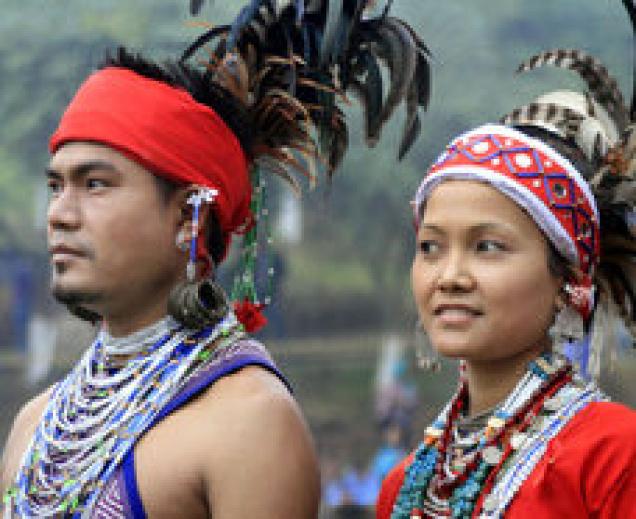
[48,235,95,259]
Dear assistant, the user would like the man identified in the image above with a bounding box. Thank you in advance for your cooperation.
[1,1,430,516]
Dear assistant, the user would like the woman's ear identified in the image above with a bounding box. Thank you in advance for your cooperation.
[554,290,566,312]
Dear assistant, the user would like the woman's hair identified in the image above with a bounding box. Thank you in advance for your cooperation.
[514,125,595,181]
[501,29,636,349]
[515,125,594,284]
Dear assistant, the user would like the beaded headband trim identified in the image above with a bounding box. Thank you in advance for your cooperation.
[414,124,600,279]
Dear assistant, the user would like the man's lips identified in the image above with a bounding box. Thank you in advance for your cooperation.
[49,244,86,259]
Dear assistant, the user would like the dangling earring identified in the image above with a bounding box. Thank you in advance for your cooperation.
[185,188,218,282]
[551,287,585,344]
[414,320,441,371]
[175,227,191,252]
[168,187,229,329]
[168,277,229,329]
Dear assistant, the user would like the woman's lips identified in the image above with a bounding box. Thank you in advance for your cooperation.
[434,305,482,325]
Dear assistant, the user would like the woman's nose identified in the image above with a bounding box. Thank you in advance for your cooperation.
[437,250,473,292]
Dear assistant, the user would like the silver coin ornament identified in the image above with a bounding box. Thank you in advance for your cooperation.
[543,396,563,412]
[482,494,500,512]
[510,432,528,450]
[482,446,503,465]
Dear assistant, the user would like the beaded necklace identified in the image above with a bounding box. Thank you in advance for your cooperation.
[390,352,606,519]
[3,312,244,518]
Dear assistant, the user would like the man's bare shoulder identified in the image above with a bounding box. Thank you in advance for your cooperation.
[195,366,320,518]
[192,365,310,457]
[1,388,52,495]
[134,365,319,518]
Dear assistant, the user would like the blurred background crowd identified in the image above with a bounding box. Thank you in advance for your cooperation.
[1,1,635,517]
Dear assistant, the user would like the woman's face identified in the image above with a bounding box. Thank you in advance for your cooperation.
[412,180,561,363]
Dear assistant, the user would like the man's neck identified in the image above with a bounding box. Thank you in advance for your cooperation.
[102,303,171,338]
[463,340,550,417]
[103,317,163,338]
[98,276,184,337]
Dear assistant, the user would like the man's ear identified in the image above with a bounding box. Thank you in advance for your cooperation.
[175,186,212,233]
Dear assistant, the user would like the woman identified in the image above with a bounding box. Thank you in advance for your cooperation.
[376,16,636,519]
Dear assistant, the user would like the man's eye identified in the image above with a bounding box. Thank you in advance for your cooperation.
[419,240,440,255]
[476,240,506,253]
[87,178,108,190]
[47,180,62,195]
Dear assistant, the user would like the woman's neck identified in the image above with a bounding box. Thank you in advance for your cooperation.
[463,341,550,417]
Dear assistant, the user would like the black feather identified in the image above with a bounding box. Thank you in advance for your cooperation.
[399,80,420,161]
[182,0,431,182]
[180,25,231,63]
[190,0,205,16]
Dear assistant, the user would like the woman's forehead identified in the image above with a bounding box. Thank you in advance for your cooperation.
[424,180,522,217]
[421,180,544,236]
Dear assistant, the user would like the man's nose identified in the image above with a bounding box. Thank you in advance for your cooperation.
[47,187,81,231]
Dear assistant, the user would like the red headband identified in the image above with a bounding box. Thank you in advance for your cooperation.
[49,67,251,257]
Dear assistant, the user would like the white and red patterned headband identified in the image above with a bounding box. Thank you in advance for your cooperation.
[414,124,600,316]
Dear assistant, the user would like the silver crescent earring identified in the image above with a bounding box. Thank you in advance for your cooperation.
[414,319,441,371]
[550,288,585,344]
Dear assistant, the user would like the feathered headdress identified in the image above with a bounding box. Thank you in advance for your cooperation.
[502,0,636,377]
[183,0,431,178]
[181,0,432,328]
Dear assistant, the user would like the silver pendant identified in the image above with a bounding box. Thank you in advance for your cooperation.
[482,446,503,465]
[482,493,500,512]
[543,396,563,412]
[510,432,528,450]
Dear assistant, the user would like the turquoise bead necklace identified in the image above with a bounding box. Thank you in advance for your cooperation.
[390,353,573,519]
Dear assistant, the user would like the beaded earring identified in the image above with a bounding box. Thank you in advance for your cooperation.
[185,188,218,281]
[168,187,229,329]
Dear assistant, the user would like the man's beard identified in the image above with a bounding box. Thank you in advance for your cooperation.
[52,285,103,324]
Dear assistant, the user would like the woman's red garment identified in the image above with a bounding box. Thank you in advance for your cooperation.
[377,402,636,518]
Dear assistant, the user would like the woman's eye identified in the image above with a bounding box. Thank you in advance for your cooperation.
[419,240,440,255]
[476,240,506,253]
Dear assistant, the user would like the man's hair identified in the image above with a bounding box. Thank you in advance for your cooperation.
[101,47,242,267]
[100,47,253,154]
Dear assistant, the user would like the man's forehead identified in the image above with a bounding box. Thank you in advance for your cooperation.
[48,142,144,176]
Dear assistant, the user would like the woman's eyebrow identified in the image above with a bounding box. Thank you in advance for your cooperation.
[418,223,444,234]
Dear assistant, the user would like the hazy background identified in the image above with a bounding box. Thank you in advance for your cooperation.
[1,1,635,516]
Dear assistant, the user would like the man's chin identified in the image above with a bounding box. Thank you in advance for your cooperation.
[52,284,103,323]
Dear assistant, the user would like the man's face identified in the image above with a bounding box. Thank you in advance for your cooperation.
[47,142,186,326]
